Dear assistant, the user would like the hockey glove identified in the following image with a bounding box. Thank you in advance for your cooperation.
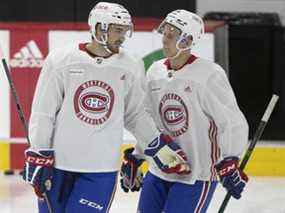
[120,147,145,193]
[215,156,248,199]
[22,149,54,198]
[144,134,191,175]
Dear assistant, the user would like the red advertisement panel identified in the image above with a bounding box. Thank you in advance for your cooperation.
[10,30,48,137]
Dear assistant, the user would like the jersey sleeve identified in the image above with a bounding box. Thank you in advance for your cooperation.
[143,64,156,119]
[136,58,147,91]
[124,73,160,150]
[200,65,249,159]
[143,63,165,132]
[29,53,64,150]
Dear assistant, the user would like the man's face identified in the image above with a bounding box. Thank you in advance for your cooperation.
[106,24,131,53]
[160,23,181,58]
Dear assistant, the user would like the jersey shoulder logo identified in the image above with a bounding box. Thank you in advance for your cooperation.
[10,40,44,68]
[151,87,161,92]
[69,68,85,75]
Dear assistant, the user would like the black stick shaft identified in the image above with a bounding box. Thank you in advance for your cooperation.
[218,94,279,213]
[2,58,31,145]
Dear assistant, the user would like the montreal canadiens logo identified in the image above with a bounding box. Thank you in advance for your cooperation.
[163,105,186,125]
[74,80,114,125]
[159,93,189,137]
[79,92,109,113]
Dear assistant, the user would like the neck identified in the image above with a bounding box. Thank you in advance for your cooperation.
[169,51,192,71]
[86,41,112,58]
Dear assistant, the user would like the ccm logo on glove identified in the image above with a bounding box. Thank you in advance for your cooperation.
[25,156,54,166]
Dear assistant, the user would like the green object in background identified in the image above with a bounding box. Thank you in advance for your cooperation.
[143,49,164,72]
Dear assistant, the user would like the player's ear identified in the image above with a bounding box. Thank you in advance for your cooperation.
[178,35,193,49]
[95,23,103,40]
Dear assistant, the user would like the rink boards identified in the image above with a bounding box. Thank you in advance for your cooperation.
[0,138,285,176]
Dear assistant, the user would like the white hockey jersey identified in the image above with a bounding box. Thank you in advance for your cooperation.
[29,43,159,172]
[144,55,249,184]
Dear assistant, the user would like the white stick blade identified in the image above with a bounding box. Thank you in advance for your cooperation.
[261,94,279,122]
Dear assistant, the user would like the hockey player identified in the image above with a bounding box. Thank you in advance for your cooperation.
[120,10,249,212]
[22,3,191,213]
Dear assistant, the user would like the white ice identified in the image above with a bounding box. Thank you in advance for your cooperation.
[0,174,285,213]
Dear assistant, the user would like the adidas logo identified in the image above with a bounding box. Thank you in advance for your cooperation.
[184,86,192,93]
[120,74,126,80]
[10,40,44,68]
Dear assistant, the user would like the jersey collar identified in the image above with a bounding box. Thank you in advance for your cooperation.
[79,43,111,59]
[163,54,197,71]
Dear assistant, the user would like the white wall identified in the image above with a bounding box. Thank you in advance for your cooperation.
[0,31,10,138]
[197,0,285,25]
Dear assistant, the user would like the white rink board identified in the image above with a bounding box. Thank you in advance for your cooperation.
[0,30,10,138]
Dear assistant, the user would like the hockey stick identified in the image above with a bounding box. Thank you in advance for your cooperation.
[218,94,279,213]
[0,46,54,213]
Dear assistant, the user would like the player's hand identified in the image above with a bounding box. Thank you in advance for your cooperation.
[144,134,191,175]
[215,156,248,199]
[120,147,145,193]
[22,149,54,198]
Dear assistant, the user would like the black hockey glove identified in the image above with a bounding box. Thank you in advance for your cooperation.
[215,156,248,199]
[120,147,145,193]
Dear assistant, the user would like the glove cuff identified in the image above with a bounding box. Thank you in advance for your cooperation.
[25,149,55,167]
[160,134,173,144]
[215,156,239,177]
[25,148,54,155]
[123,147,145,167]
